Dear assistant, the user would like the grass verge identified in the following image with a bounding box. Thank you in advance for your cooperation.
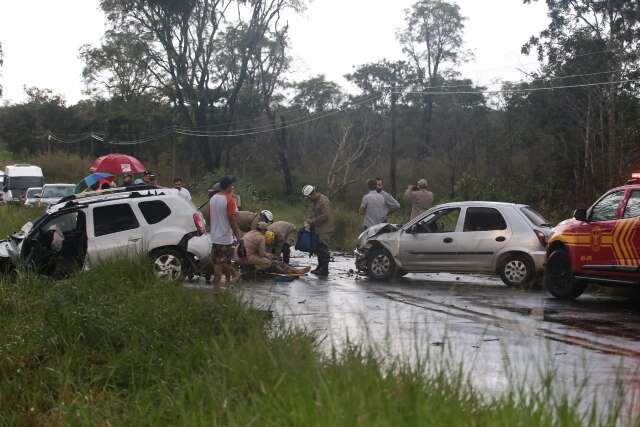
[0,258,627,426]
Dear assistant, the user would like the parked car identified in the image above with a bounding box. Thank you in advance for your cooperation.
[545,174,640,300]
[34,183,76,207]
[355,202,553,287]
[0,186,210,280]
[2,164,44,203]
[24,187,43,206]
[0,171,4,202]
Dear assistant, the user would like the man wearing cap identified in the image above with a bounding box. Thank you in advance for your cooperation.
[209,176,241,286]
[237,210,274,233]
[238,222,273,271]
[268,221,297,264]
[404,178,434,220]
[302,185,334,277]
[238,224,311,275]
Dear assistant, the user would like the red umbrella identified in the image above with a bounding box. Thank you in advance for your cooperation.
[89,154,146,175]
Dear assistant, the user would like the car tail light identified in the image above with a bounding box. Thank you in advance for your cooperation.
[534,229,547,247]
[193,213,205,235]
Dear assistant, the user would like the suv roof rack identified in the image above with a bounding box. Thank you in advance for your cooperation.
[57,185,160,204]
[53,186,170,211]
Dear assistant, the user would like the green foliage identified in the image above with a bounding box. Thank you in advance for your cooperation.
[454,172,515,203]
[0,205,43,238]
[399,0,468,80]
[292,74,345,112]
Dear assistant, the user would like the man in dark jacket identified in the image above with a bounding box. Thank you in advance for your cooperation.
[302,184,334,277]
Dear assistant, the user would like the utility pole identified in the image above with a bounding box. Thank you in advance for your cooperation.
[171,130,176,180]
[389,86,398,197]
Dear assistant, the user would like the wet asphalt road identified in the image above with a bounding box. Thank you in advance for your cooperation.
[188,251,640,416]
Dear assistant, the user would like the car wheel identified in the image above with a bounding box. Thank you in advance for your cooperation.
[151,248,186,281]
[544,249,586,300]
[367,247,395,280]
[500,254,535,288]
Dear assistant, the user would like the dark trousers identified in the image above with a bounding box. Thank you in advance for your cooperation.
[282,243,291,265]
[316,242,330,271]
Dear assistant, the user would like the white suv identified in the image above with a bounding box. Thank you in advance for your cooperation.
[0,186,211,280]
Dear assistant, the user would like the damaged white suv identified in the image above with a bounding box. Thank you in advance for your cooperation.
[0,187,211,280]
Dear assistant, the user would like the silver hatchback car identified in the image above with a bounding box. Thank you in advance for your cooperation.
[355,202,553,287]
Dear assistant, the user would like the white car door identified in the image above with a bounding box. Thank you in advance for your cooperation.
[86,202,143,267]
[398,207,466,271]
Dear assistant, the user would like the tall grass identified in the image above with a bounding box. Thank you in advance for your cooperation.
[0,205,43,237]
[0,258,626,426]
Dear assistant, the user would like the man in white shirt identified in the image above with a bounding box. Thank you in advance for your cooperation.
[209,176,241,286]
[360,180,387,230]
[173,178,192,201]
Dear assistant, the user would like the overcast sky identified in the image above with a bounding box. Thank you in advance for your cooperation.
[0,0,549,104]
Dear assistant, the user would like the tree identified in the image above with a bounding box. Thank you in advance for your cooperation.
[326,113,382,199]
[80,31,157,101]
[522,0,640,187]
[292,75,344,112]
[347,60,413,196]
[99,0,303,170]
[398,0,468,156]
[0,41,4,97]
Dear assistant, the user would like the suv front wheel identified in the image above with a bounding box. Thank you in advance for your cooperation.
[544,249,586,300]
[151,248,187,281]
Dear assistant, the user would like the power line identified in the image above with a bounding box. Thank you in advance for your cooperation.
[174,93,384,138]
[388,69,630,92]
[395,78,640,96]
[46,94,382,143]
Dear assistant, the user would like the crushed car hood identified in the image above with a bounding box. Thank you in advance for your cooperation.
[357,223,402,248]
[362,223,400,239]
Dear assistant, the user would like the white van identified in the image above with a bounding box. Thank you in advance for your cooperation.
[2,165,44,203]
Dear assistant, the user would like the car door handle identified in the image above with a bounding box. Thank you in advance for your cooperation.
[128,237,141,242]
[495,236,506,242]
[443,237,454,243]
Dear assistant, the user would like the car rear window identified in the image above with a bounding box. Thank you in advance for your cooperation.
[138,200,172,224]
[520,206,551,227]
[94,203,140,236]
[463,207,507,231]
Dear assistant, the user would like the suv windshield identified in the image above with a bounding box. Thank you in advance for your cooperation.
[43,186,75,198]
[520,206,552,227]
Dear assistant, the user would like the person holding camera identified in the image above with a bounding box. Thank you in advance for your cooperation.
[404,178,434,220]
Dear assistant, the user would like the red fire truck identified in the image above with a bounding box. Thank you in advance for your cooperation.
[546,174,640,299]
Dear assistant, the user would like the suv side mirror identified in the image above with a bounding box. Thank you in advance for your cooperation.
[406,224,416,234]
[573,208,588,222]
